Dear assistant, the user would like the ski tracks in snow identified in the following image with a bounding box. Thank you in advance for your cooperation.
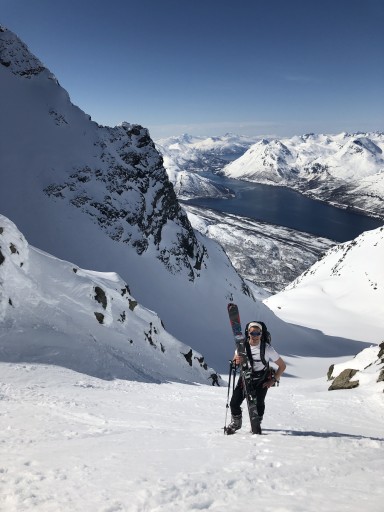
[0,363,383,512]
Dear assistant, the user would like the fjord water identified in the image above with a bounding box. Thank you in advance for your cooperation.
[187,175,383,242]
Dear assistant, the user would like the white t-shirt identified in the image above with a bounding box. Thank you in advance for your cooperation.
[250,344,280,371]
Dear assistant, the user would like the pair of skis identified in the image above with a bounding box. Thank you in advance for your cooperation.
[226,303,262,435]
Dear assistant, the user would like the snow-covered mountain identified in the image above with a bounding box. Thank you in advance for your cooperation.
[156,133,259,198]
[166,166,234,200]
[0,26,262,369]
[0,26,371,372]
[0,215,214,383]
[265,226,384,343]
[222,132,384,219]
[156,133,259,172]
[0,24,201,276]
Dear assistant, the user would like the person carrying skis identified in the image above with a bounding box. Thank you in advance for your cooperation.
[226,321,286,434]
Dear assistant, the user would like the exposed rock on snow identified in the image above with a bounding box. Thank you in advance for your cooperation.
[0,24,57,80]
[328,342,384,391]
[328,369,360,390]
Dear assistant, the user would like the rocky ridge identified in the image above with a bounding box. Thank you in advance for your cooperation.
[0,26,206,281]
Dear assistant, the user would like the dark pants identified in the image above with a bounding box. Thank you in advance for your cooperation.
[230,377,268,418]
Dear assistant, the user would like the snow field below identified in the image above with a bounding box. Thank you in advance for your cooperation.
[1,363,383,512]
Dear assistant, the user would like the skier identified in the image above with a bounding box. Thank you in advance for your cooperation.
[208,373,220,386]
[226,321,286,434]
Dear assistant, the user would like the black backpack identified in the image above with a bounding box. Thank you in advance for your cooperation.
[244,321,271,368]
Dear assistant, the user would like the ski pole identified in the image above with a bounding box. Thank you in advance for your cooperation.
[224,360,237,433]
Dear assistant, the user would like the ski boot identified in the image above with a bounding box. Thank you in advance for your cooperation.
[225,414,242,435]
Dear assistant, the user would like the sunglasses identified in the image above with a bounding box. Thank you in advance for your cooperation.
[249,331,262,337]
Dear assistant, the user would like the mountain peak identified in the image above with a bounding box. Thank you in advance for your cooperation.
[0,26,56,81]
[0,27,206,280]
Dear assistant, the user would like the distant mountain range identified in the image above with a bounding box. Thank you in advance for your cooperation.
[222,133,384,219]
[156,132,259,171]
[157,132,384,219]
[156,133,259,199]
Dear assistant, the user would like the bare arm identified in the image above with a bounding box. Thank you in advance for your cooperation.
[274,357,286,381]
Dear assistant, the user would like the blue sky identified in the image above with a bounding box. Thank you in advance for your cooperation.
[1,0,383,139]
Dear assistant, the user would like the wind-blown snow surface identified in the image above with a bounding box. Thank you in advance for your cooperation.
[222,133,384,219]
[265,226,384,343]
[1,360,383,512]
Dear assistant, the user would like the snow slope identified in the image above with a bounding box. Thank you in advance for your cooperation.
[1,218,383,510]
[0,215,213,383]
[1,361,383,512]
[265,226,384,343]
[0,213,369,377]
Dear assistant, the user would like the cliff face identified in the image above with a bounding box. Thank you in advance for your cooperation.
[43,121,206,280]
[0,26,205,280]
